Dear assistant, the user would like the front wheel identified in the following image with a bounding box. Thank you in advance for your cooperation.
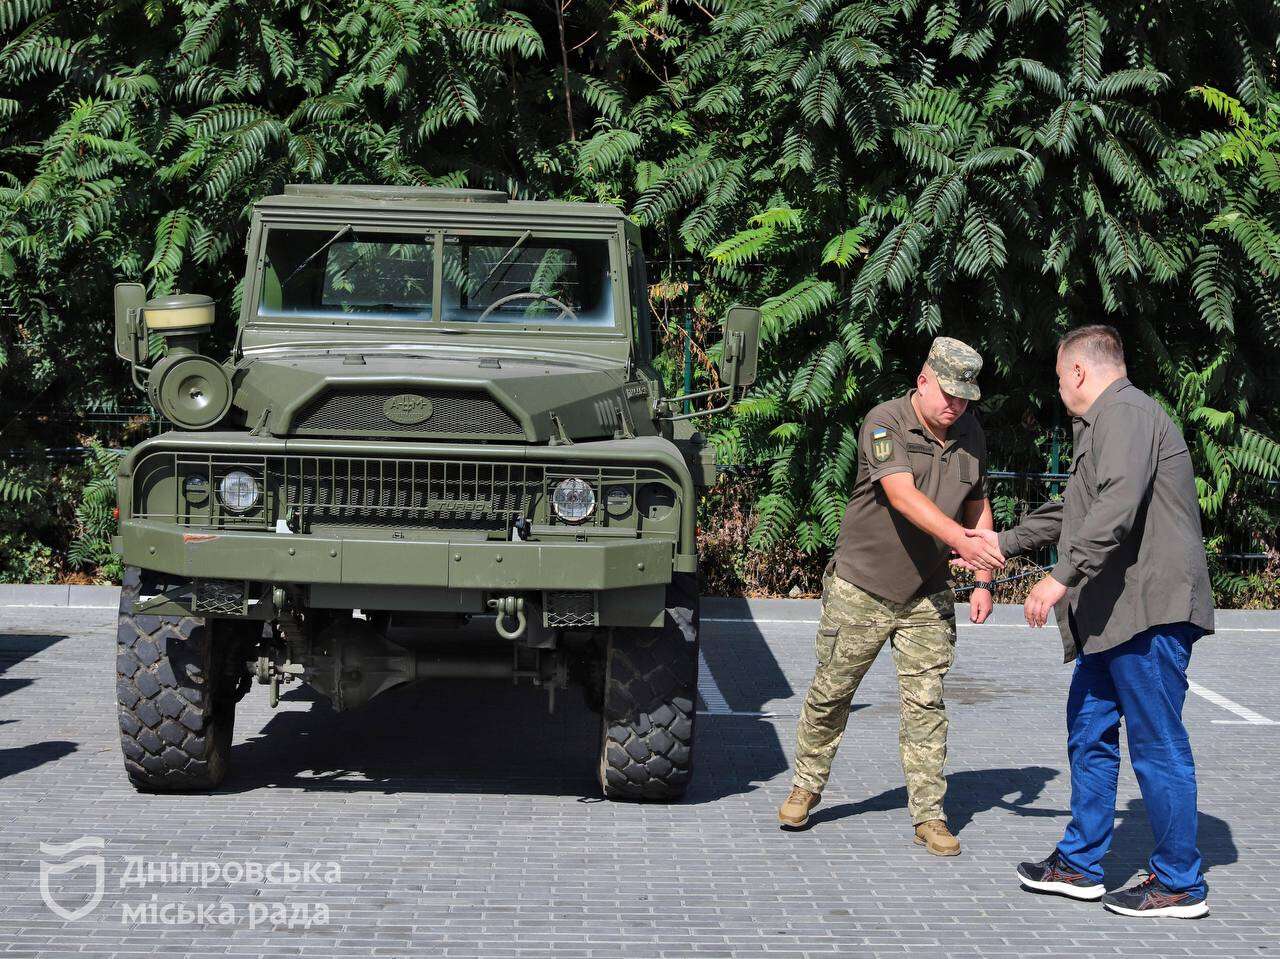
[598,574,699,800]
[115,567,252,791]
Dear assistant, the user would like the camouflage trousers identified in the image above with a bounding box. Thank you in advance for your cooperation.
[792,573,957,824]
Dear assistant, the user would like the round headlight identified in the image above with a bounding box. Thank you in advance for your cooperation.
[218,471,260,513]
[552,477,595,523]
[605,485,632,517]
[183,474,210,504]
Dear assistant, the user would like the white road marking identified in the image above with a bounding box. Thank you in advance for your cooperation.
[704,617,816,625]
[705,616,1280,633]
[696,710,777,717]
[705,615,1277,727]
[1189,681,1278,725]
[4,604,1274,726]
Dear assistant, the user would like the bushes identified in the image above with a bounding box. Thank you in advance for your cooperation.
[1,1,1278,601]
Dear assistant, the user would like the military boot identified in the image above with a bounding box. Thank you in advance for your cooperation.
[914,819,961,856]
[778,786,821,829]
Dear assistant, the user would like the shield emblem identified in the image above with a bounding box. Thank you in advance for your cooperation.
[39,837,105,921]
[870,427,893,463]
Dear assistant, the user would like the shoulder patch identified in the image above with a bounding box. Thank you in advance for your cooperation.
[870,427,893,463]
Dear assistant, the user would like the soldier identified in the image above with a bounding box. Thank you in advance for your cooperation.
[777,337,1004,857]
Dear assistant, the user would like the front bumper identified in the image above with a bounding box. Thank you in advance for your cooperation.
[120,520,675,591]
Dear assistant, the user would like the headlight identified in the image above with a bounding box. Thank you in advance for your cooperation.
[218,471,260,513]
[183,474,210,505]
[552,477,595,523]
[605,485,632,517]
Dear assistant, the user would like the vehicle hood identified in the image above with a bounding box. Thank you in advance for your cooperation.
[232,347,645,443]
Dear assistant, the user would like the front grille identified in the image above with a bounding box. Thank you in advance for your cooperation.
[285,458,536,532]
[132,451,678,534]
[290,389,523,439]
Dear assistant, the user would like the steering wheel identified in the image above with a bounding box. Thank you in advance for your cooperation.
[476,291,578,324]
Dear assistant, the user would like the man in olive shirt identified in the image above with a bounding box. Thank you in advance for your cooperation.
[778,337,1005,857]
[962,325,1214,917]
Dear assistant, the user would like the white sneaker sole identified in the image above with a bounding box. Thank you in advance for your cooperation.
[1017,870,1105,901]
[1103,900,1209,919]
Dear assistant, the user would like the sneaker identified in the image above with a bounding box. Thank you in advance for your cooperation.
[1102,873,1209,918]
[914,819,961,856]
[778,786,820,829]
[1016,851,1105,901]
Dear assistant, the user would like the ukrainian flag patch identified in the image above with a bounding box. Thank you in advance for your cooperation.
[871,427,893,463]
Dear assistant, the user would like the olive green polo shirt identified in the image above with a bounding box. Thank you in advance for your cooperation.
[830,391,987,603]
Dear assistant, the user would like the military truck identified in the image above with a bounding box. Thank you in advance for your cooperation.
[111,184,760,800]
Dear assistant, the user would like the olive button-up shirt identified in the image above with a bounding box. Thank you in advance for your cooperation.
[998,378,1215,662]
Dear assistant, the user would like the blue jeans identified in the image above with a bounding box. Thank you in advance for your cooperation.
[1056,622,1207,897]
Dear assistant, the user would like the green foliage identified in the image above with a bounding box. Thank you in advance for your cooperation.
[1,0,1278,596]
[67,440,122,577]
[0,471,38,503]
[576,0,1280,558]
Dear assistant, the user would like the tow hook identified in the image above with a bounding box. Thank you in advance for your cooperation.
[487,595,527,640]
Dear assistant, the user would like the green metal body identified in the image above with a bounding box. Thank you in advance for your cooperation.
[115,186,733,629]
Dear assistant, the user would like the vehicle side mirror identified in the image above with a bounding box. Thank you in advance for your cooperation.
[114,282,146,363]
[717,304,761,390]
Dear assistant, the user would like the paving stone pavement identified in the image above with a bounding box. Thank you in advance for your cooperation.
[0,601,1277,957]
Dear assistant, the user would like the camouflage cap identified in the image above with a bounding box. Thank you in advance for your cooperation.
[926,336,982,401]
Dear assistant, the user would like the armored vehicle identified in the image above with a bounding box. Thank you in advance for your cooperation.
[111,184,760,800]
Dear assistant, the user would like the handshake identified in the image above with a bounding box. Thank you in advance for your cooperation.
[949,527,1005,573]
[949,528,1067,629]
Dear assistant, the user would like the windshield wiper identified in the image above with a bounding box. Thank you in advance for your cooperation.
[279,224,354,288]
[476,229,532,295]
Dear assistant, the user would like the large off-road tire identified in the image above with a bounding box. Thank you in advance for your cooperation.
[115,567,248,791]
[598,573,699,801]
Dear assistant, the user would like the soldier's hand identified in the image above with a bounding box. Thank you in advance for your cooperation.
[969,586,993,624]
[1024,575,1067,628]
[952,528,1005,571]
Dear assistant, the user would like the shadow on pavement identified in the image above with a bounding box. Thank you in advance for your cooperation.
[0,631,74,781]
[806,765,1067,832]
[688,617,794,803]
[0,741,77,782]
[0,632,68,684]
[225,677,602,797]
[1103,797,1238,884]
[221,614,795,801]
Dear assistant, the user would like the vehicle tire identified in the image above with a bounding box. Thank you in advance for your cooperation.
[115,567,248,791]
[598,573,698,800]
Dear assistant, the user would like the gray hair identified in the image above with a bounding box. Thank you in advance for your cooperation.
[1057,324,1126,372]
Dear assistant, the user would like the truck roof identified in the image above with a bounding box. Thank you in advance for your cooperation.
[255,184,628,223]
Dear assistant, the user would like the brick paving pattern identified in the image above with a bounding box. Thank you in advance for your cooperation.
[1,600,1276,957]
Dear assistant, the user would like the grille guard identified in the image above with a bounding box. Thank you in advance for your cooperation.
[130,450,679,536]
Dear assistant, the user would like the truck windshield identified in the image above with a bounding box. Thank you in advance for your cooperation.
[440,235,615,328]
[258,228,436,320]
[257,228,616,329]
